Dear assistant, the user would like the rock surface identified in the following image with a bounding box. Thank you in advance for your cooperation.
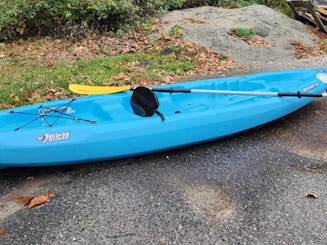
[161,5,326,70]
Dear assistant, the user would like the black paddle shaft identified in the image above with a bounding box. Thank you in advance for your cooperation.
[278,92,323,98]
[151,88,191,93]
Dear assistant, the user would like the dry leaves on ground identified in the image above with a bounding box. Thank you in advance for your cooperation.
[105,34,236,86]
[290,40,322,59]
[0,17,232,69]
[13,192,56,209]
[0,229,7,236]
[245,39,269,47]
[156,36,236,74]
[0,25,159,63]
[290,27,327,59]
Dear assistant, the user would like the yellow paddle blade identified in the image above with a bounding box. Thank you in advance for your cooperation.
[69,84,131,95]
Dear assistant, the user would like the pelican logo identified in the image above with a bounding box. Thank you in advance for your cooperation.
[37,132,70,143]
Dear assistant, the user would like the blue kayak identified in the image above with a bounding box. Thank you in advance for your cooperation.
[1,69,326,168]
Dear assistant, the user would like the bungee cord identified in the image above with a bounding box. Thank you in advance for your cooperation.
[10,99,96,131]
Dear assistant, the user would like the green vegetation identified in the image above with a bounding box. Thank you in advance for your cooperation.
[0,0,291,41]
[229,0,257,8]
[170,25,185,38]
[0,0,137,41]
[320,40,327,54]
[230,27,256,39]
[0,47,197,109]
[218,53,228,60]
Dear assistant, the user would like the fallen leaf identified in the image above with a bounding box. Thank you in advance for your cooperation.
[47,192,56,198]
[0,229,7,235]
[25,90,42,102]
[10,93,20,102]
[161,76,173,83]
[13,196,34,205]
[306,193,319,199]
[28,90,41,99]
[13,192,56,208]
[27,195,50,208]
[112,73,131,82]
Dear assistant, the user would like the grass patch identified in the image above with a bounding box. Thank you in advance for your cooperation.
[230,27,256,39]
[0,49,196,109]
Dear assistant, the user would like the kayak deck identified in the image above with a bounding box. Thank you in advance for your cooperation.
[0,69,326,168]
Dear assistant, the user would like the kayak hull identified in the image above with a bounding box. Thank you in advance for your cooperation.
[1,69,327,168]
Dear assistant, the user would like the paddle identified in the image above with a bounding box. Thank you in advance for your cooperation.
[69,84,327,98]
